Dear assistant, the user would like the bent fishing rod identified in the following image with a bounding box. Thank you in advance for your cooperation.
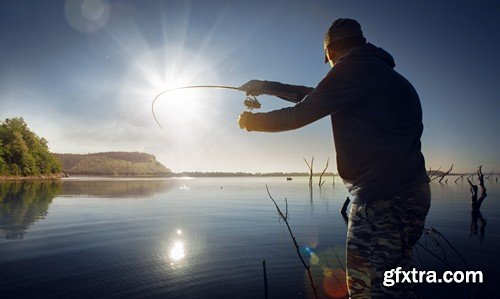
[151,83,301,131]
[152,85,250,131]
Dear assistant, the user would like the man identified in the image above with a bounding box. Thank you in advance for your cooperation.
[238,18,431,298]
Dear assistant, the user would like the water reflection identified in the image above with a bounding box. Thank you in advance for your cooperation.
[467,177,488,243]
[0,179,176,239]
[0,181,61,240]
[60,179,175,198]
[470,209,487,243]
[170,241,186,261]
[166,228,187,266]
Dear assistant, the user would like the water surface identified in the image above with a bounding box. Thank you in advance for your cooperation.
[0,177,498,298]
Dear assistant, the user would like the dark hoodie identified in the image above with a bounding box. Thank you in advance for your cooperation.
[247,43,429,203]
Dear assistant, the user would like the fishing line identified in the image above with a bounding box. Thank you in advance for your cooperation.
[152,85,256,132]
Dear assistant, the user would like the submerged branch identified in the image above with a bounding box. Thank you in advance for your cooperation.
[429,227,469,268]
[323,252,347,294]
[340,197,350,225]
[454,175,464,183]
[423,229,449,264]
[332,247,346,272]
[415,242,457,271]
[265,185,318,299]
[486,169,494,180]
[319,158,329,187]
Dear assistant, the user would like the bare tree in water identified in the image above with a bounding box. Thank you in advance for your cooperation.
[467,166,487,243]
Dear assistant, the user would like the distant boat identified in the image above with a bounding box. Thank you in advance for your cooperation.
[286,177,292,181]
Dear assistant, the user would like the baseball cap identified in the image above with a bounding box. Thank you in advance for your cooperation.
[324,18,364,63]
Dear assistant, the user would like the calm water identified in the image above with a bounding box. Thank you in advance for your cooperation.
[0,177,499,299]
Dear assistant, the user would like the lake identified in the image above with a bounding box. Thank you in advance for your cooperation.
[0,176,498,298]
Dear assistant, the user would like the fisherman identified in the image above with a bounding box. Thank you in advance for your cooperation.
[238,18,431,298]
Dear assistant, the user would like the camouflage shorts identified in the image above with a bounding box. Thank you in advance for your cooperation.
[346,183,431,298]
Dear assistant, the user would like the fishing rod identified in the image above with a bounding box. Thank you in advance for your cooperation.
[151,85,261,132]
[151,82,304,131]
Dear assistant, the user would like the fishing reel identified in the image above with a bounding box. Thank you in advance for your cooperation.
[243,95,261,111]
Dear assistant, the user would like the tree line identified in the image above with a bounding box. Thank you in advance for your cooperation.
[0,118,61,176]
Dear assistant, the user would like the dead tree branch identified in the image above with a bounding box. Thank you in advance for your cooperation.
[438,164,453,183]
[266,185,318,299]
[467,168,487,247]
[486,169,494,180]
[303,157,314,187]
[340,197,350,225]
[467,166,487,210]
[476,166,487,209]
[428,166,442,181]
[467,177,478,201]
[319,158,329,187]
[454,175,464,183]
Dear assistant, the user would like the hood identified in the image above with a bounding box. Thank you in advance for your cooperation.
[341,43,396,69]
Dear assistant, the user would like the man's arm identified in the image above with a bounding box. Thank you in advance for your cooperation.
[239,80,314,103]
[263,81,314,103]
[240,64,376,132]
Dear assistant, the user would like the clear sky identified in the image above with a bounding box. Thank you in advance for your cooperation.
[1,0,499,173]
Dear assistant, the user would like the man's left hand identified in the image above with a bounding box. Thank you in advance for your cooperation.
[239,80,266,96]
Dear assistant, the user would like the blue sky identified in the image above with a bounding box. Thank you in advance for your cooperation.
[1,0,499,173]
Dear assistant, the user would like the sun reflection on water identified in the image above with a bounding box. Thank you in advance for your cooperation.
[166,228,188,266]
[169,241,186,262]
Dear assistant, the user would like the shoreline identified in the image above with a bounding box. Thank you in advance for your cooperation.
[0,173,67,181]
[0,172,478,181]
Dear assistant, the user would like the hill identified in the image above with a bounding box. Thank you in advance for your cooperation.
[55,152,171,176]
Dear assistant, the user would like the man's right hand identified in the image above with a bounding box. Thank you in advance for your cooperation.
[239,80,266,96]
[237,111,254,131]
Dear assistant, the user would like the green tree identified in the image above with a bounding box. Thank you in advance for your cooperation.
[0,117,61,176]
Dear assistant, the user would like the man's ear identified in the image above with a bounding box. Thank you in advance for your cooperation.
[326,47,335,65]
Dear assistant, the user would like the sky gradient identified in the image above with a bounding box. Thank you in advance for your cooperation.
[1,0,499,173]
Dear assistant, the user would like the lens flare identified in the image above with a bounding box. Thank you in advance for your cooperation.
[323,268,348,298]
[64,0,109,32]
[310,253,320,265]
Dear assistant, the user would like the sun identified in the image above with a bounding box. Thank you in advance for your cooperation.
[156,87,205,123]
[121,45,218,130]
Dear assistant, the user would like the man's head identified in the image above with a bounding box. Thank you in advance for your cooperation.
[324,18,366,67]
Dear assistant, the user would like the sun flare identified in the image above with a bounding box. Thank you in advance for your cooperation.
[121,44,218,131]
